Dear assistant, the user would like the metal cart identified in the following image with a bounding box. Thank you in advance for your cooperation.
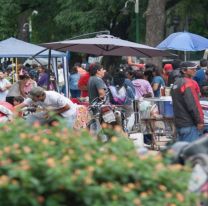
[133,97,175,150]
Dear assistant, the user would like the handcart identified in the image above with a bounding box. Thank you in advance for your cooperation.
[133,97,175,150]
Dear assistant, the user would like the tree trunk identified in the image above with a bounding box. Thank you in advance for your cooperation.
[145,0,167,67]
[17,11,30,42]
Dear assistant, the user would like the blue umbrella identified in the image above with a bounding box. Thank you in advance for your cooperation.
[157,31,208,60]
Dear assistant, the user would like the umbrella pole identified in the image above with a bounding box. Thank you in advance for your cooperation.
[47,49,51,90]
[15,58,18,81]
[12,59,14,83]
[184,51,187,61]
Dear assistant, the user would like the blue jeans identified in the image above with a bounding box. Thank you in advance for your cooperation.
[176,126,200,142]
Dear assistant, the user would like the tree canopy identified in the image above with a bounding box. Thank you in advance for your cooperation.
[0,0,207,44]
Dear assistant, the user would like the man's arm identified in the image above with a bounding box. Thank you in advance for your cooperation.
[14,102,27,117]
[145,82,154,97]
[14,98,33,113]
[152,83,159,91]
[19,81,27,97]
[98,88,106,99]
[53,104,70,115]
[1,79,11,91]
[95,78,106,100]
[183,86,204,128]
[3,82,12,91]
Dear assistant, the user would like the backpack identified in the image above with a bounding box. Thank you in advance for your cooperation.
[109,85,127,105]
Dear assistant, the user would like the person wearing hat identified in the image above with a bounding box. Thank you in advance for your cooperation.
[161,63,173,86]
[171,61,204,142]
[14,87,77,128]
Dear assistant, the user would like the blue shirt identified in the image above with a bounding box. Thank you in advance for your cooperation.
[69,73,80,90]
[152,76,165,97]
[193,68,205,87]
[125,79,136,95]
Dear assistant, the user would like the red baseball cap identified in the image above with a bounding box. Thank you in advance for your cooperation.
[164,64,173,72]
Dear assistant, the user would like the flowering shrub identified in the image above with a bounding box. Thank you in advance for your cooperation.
[0,120,198,206]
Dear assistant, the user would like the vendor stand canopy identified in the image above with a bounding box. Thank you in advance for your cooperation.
[0,37,65,58]
[0,37,67,95]
[41,34,172,57]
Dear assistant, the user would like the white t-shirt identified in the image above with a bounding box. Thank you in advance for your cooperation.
[0,78,11,101]
[58,69,65,86]
[24,91,77,118]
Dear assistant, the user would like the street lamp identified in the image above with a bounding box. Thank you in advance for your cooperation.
[121,0,139,43]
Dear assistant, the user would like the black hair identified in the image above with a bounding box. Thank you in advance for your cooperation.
[172,59,182,70]
[39,66,47,71]
[74,62,81,67]
[103,72,113,86]
[126,69,134,76]
[89,63,103,76]
[144,69,153,83]
[71,66,78,74]
[200,59,207,67]
[145,63,156,71]
[25,63,31,67]
[113,72,126,87]
[134,70,144,79]
[152,66,162,76]
[13,96,24,103]
[19,74,30,80]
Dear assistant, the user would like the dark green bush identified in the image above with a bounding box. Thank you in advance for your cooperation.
[0,120,198,206]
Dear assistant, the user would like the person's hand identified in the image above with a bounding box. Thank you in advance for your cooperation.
[98,96,105,102]
[197,123,204,130]
[143,93,152,98]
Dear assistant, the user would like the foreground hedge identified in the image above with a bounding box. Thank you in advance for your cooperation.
[0,120,198,206]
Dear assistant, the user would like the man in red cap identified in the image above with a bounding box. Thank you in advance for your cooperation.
[161,63,173,86]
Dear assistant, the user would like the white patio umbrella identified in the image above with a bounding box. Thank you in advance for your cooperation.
[42,35,172,58]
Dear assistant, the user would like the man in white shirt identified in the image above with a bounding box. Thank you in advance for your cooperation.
[0,71,11,101]
[15,87,77,128]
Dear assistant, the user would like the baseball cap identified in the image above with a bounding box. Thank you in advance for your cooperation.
[180,62,198,70]
[28,87,45,99]
[164,63,173,72]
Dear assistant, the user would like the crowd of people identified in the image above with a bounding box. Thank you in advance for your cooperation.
[0,57,207,144]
